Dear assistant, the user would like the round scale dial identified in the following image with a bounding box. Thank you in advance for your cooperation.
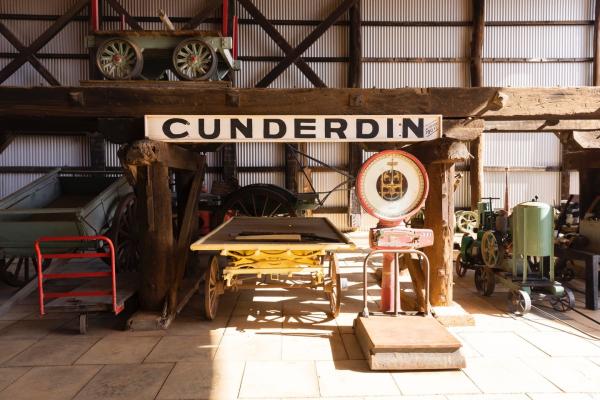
[356,150,428,222]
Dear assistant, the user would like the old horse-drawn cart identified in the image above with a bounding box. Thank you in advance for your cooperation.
[190,217,355,319]
[0,169,138,287]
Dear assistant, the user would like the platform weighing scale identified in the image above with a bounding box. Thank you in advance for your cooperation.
[353,150,466,370]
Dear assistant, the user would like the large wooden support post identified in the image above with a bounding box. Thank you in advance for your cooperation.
[407,139,470,307]
[594,0,600,86]
[120,140,203,313]
[469,0,485,210]
[470,135,483,210]
[137,162,174,310]
[424,162,456,306]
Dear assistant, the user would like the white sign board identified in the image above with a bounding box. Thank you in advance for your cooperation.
[144,115,442,142]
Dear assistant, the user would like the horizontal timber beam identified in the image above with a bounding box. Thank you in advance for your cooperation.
[4,87,600,122]
[486,119,600,132]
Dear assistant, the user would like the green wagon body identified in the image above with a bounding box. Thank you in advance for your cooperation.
[0,169,132,256]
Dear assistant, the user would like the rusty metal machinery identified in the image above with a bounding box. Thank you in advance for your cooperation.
[91,31,239,81]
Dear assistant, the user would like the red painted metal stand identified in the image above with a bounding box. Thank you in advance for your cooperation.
[34,235,123,317]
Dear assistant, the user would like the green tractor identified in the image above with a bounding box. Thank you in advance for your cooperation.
[456,198,575,315]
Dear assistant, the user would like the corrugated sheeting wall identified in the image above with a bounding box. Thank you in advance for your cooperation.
[1,0,594,227]
[0,136,91,197]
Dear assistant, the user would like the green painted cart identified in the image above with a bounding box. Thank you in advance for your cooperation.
[0,169,139,287]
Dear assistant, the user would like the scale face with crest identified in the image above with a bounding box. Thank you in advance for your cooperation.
[353,150,466,371]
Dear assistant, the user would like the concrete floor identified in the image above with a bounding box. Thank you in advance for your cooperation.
[1,235,600,400]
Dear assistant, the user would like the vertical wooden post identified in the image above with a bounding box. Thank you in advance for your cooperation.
[469,0,485,210]
[594,0,600,86]
[136,162,174,310]
[424,162,455,307]
[470,0,485,87]
[348,0,362,229]
[285,144,299,191]
[470,135,483,210]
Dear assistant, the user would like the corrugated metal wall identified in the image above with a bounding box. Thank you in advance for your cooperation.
[1,0,592,229]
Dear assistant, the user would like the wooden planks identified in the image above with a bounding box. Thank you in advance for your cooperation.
[5,87,600,121]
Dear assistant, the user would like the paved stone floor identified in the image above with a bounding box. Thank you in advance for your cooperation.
[1,233,600,399]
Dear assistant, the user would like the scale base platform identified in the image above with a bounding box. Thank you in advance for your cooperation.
[354,315,466,371]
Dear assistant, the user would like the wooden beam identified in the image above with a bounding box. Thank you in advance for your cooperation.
[348,0,361,88]
[404,138,470,165]
[443,118,484,140]
[0,0,88,84]
[7,87,600,121]
[470,0,485,87]
[135,161,173,311]
[486,119,600,132]
[564,149,600,170]
[470,135,484,210]
[572,131,600,148]
[256,0,358,87]
[423,162,455,307]
[237,0,326,87]
[182,0,221,30]
[104,0,143,30]
[594,0,600,86]
[0,21,59,86]
[123,139,202,171]
[285,144,299,191]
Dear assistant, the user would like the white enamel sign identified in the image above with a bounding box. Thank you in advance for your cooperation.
[144,115,442,142]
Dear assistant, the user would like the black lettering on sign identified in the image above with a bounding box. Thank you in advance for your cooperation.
[198,119,220,139]
[324,119,347,139]
[295,118,317,139]
[231,118,252,139]
[162,118,190,139]
[264,119,286,139]
[387,118,394,138]
[402,118,424,138]
[356,119,379,139]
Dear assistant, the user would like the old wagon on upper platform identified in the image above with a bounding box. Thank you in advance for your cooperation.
[0,169,138,287]
[91,30,239,81]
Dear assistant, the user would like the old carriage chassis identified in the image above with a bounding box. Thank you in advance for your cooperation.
[190,217,355,318]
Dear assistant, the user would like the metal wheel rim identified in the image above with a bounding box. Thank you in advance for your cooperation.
[204,257,220,320]
[96,39,141,80]
[474,268,484,292]
[457,211,478,234]
[173,39,216,80]
[327,253,341,317]
[481,231,499,267]
[111,194,140,272]
[482,269,495,296]
[1,256,50,287]
[550,288,575,312]
[508,290,531,315]
[220,187,296,223]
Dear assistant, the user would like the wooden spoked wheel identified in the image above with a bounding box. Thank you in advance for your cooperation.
[481,231,502,267]
[507,289,531,315]
[202,256,220,321]
[172,39,217,81]
[110,194,140,272]
[326,253,342,318]
[217,185,297,223]
[0,256,50,287]
[456,211,478,234]
[474,267,495,296]
[549,287,576,312]
[455,253,467,277]
[96,38,143,80]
